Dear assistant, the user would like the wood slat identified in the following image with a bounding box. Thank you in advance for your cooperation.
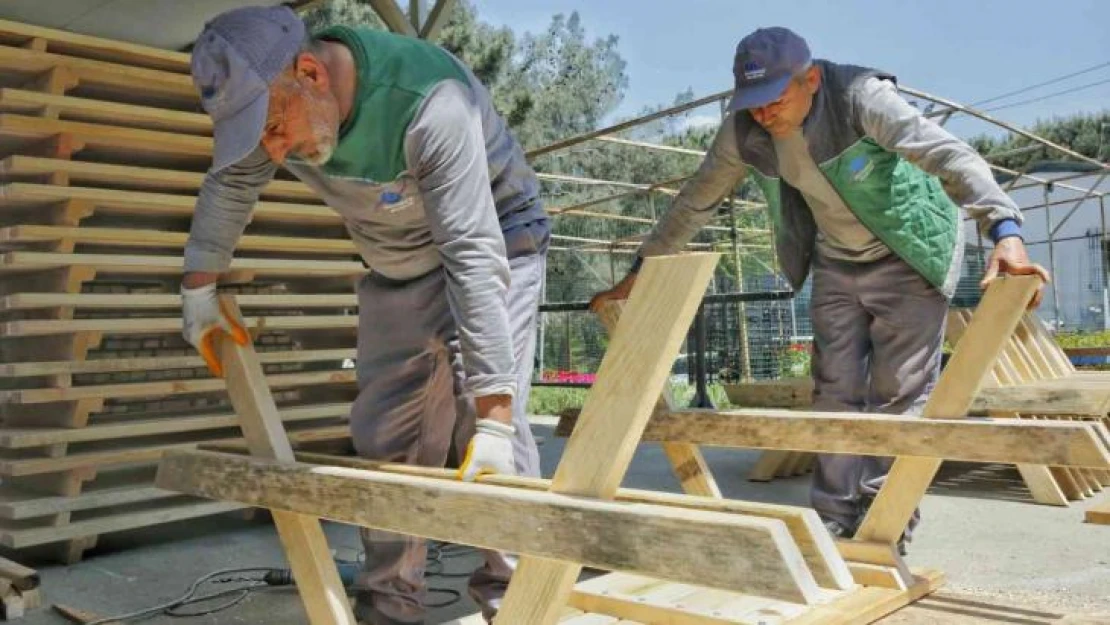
[0,292,356,312]
[0,314,358,338]
[0,19,191,73]
[0,225,355,256]
[0,88,209,134]
[0,45,194,106]
[0,183,335,226]
[0,347,355,379]
[0,156,321,202]
[0,368,355,405]
[0,251,364,278]
[0,115,208,168]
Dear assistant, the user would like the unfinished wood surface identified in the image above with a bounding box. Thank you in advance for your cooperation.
[203,296,356,625]
[594,300,721,498]
[723,378,813,409]
[0,183,333,225]
[0,313,358,338]
[0,88,210,134]
[1087,501,1110,525]
[498,253,815,625]
[0,251,364,278]
[0,347,353,379]
[0,556,38,591]
[0,292,355,313]
[0,19,191,72]
[157,448,815,603]
[972,385,1110,415]
[0,472,170,520]
[0,368,355,405]
[0,225,355,256]
[650,409,1110,468]
[0,115,208,167]
[0,156,320,202]
[242,449,854,592]
[856,275,1043,545]
[0,403,349,448]
[0,45,194,104]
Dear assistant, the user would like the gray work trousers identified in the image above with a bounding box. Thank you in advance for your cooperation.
[349,234,545,623]
[808,252,947,539]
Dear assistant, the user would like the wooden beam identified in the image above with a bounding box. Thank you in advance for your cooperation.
[367,0,419,36]
[651,409,1110,468]
[206,296,356,625]
[419,0,457,40]
[498,253,819,623]
[855,275,1043,545]
[156,448,817,603]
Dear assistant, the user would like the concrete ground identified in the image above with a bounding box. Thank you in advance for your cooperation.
[17,419,1110,625]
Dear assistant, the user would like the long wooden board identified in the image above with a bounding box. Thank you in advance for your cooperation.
[0,251,364,278]
[0,225,354,256]
[0,314,359,338]
[0,292,356,312]
[0,348,354,379]
[0,88,209,134]
[0,19,191,73]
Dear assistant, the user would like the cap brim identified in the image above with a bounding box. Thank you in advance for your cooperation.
[727,74,792,111]
[210,90,268,173]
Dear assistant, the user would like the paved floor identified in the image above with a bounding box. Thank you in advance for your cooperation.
[16,420,1110,624]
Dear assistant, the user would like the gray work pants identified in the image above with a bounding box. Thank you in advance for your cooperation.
[808,252,947,539]
[349,232,545,623]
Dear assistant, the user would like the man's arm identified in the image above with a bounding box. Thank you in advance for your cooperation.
[635,112,749,267]
[405,81,516,417]
[852,77,1022,240]
[183,146,278,286]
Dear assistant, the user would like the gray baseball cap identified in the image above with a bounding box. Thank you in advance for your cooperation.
[728,27,812,111]
[190,5,306,172]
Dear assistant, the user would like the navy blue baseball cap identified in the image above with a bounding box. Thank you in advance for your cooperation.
[190,5,306,172]
[728,27,812,111]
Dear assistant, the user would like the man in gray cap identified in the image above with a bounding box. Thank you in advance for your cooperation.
[180,5,549,624]
[590,27,1049,551]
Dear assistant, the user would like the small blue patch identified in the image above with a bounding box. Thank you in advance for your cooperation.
[849,156,868,173]
[380,191,402,204]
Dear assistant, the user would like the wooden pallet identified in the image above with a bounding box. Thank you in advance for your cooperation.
[0,28,364,563]
[154,257,1109,624]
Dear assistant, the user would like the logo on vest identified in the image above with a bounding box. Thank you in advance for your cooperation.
[742,62,766,81]
[849,155,874,183]
[378,180,416,213]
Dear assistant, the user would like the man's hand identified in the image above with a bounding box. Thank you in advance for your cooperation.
[457,417,516,481]
[181,282,250,377]
[588,273,637,314]
[980,237,1051,309]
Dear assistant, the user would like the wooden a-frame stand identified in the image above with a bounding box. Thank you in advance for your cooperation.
[154,253,1110,624]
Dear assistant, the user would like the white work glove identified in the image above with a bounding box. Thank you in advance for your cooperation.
[181,282,249,378]
[457,419,517,481]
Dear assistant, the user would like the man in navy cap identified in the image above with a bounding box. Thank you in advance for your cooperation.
[179,5,549,624]
[590,27,1049,551]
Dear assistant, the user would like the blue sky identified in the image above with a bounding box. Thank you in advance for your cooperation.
[471,0,1109,138]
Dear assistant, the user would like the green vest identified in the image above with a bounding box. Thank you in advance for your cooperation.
[737,61,962,298]
[313,25,469,184]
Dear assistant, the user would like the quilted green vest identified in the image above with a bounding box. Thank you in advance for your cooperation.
[737,61,962,298]
[312,25,469,184]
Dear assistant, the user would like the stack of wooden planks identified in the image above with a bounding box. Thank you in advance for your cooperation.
[0,19,359,563]
[0,555,40,620]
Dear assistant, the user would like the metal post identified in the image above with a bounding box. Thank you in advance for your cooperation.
[537,271,547,377]
[1102,196,1109,330]
[730,205,752,380]
[1045,186,1061,328]
[690,302,714,408]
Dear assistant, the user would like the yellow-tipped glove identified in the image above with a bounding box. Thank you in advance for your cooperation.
[181,283,249,377]
[457,419,516,481]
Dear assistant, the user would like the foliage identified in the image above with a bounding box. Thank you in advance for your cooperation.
[968,111,1110,170]
[527,380,734,415]
[1055,329,1110,348]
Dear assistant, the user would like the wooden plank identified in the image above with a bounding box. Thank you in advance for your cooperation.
[0,477,170,520]
[0,403,349,448]
[0,251,364,278]
[0,556,38,591]
[0,314,358,338]
[243,449,854,592]
[0,225,354,256]
[0,19,191,72]
[420,0,458,40]
[0,499,244,549]
[972,385,1110,415]
[0,156,320,202]
[0,183,333,225]
[0,88,210,134]
[0,45,194,104]
[0,292,355,313]
[593,301,721,499]
[0,425,352,477]
[1086,501,1110,525]
[500,254,821,622]
[196,299,357,625]
[367,0,419,36]
[156,448,815,603]
[723,378,813,408]
[0,114,207,167]
[0,347,354,378]
[650,409,1110,468]
[856,275,1043,544]
[0,368,355,405]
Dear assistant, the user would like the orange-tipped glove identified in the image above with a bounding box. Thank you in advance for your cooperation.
[181,283,249,377]
[457,419,517,481]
